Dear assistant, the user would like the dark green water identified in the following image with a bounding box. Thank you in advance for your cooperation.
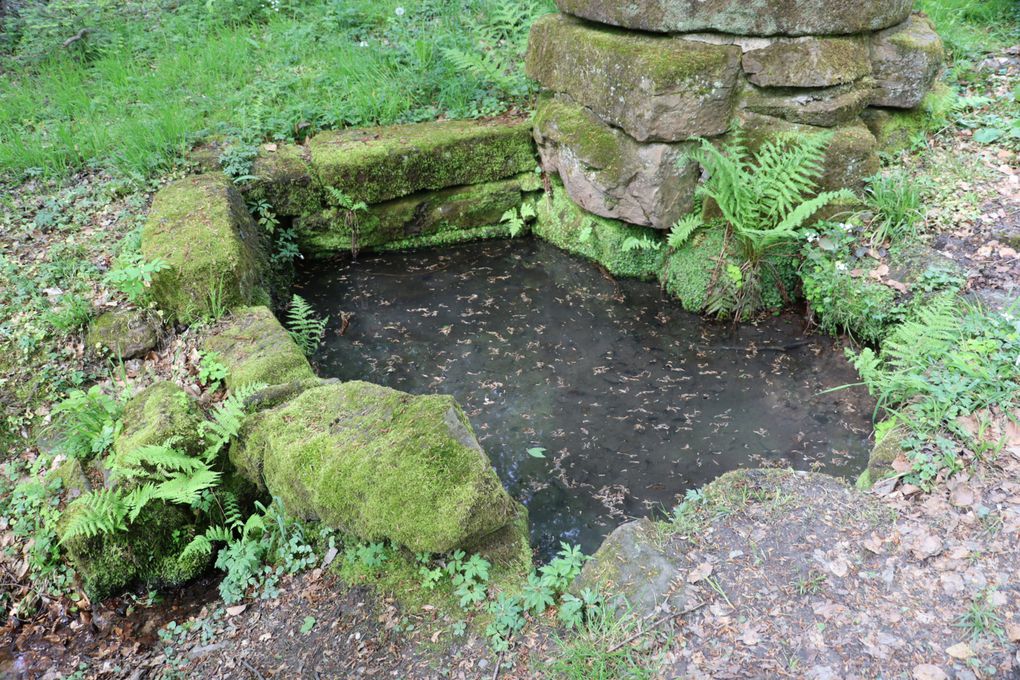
[297,239,874,557]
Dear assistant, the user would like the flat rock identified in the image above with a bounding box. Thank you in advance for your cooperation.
[742,38,872,88]
[533,94,698,229]
[870,15,945,109]
[742,79,877,127]
[307,117,535,205]
[572,518,688,617]
[526,14,741,143]
[553,0,913,37]
[86,308,159,359]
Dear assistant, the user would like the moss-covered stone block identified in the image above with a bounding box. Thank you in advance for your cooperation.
[307,117,535,205]
[86,308,160,360]
[60,501,210,601]
[526,14,741,143]
[296,176,528,257]
[552,0,912,36]
[113,381,206,462]
[742,79,876,128]
[741,37,872,88]
[738,112,880,193]
[866,424,908,484]
[203,306,315,389]
[869,14,944,109]
[142,173,269,324]
[251,143,323,218]
[46,458,91,498]
[534,178,666,280]
[231,382,519,554]
[533,94,698,230]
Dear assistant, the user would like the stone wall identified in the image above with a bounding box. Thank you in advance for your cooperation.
[525,4,945,232]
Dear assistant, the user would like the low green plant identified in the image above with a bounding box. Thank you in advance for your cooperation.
[286,294,328,356]
[865,172,924,245]
[500,202,536,238]
[956,589,1005,641]
[197,351,229,389]
[45,293,94,334]
[549,595,652,680]
[670,129,854,318]
[621,234,662,253]
[51,385,123,460]
[102,254,169,304]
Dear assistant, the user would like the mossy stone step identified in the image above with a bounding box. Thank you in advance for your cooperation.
[142,173,269,324]
[552,0,913,37]
[869,15,945,109]
[526,14,742,143]
[295,175,533,257]
[741,37,872,89]
[306,117,536,206]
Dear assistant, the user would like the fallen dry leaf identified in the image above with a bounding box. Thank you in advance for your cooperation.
[687,562,713,584]
[946,642,974,659]
[912,664,948,680]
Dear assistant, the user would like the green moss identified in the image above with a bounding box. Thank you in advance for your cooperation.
[203,306,315,389]
[112,381,206,461]
[533,94,624,175]
[251,143,324,218]
[308,118,535,205]
[235,382,520,554]
[60,501,210,600]
[533,178,665,280]
[660,226,800,314]
[376,224,518,253]
[866,424,908,483]
[142,173,269,324]
[297,176,528,256]
[865,83,956,153]
[85,308,159,359]
[46,458,90,496]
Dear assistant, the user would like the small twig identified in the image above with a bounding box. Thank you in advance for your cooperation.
[492,650,504,680]
[607,601,707,653]
[62,28,90,49]
[240,659,266,680]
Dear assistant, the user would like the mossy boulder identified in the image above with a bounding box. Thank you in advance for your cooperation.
[86,308,160,359]
[742,37,872,88]
[526,14,741,143]
[251,143,323,218]
[60,500,210,601]
[869,15,944,109]
[742,78,877,128]
[47,458,91,498]
[142,173,269,324]
[307,117,535,206]
[112,381,206,461]
[533,178,666,280]
[533,94,698,230]
[296,176,530,256]
[865,425,909,485]
[203,306,316,390]
[229,381,520,554]
[552,0,912,36]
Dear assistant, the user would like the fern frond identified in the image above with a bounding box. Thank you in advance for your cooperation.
[154,469,221,506]
[287,294,328,357]
[59,490,129,543]
[668,213,703,250]
[112,444,206,480]
[123,482,161,523]
[180,534,213,563]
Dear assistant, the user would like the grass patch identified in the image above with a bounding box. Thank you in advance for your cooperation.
[916,0,1018,58]
[0,0,551,180]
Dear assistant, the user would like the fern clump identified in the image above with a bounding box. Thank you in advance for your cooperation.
[668,129,854,318]
[286,294,328,357]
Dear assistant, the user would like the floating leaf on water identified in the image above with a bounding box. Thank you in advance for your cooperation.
[527,447,546,458]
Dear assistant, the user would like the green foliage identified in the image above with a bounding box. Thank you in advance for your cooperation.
[865,172,924,245]
[199,381,267,460]
[621,234,663,253]
[673,129,854,318]
[51,385,123,460]
[549,593,651,680]
[851,296,1019,484]
[916,0,1017,58]
[485,592,526,652]
[197,351,229,389]
[103,254,169,303]
[956,589,1005,641]
[45,293,94,334]
[500,202,536,238]
[285,294,328,357]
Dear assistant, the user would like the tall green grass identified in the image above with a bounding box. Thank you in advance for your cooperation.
[917,0,1019,57]
[0,0,551,180]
